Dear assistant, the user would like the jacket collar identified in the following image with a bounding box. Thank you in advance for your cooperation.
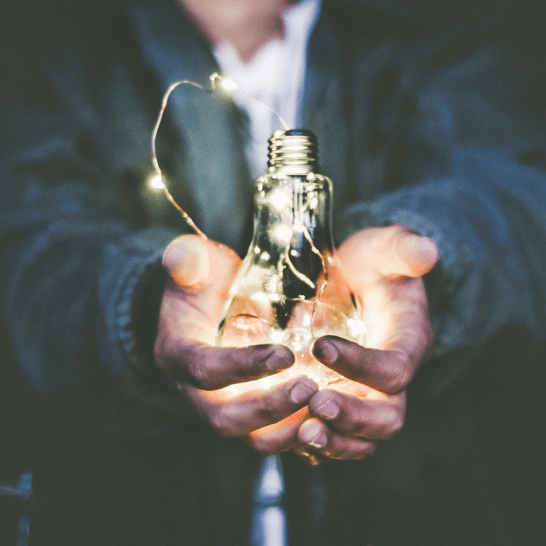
[126,0,254,254]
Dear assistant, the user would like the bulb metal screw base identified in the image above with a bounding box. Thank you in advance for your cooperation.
[268,129,318,175]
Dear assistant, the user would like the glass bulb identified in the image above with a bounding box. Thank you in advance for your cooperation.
[217,130,366,391]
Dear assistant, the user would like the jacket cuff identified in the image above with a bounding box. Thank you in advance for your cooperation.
[100,227,194,417]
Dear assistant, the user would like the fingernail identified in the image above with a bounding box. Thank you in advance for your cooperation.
[290,381,318,405]
[313,340,338,364]
[300,422,327,449]
[417,236,439,266]
[316,399,340,420]
[265,350,293,371]
[162,241,182,266]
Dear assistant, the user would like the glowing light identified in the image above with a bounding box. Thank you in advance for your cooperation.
[264,276,281,296]
[283,328,312,353]
[270,225,293,245]
[346,317,367,343]
[209,72,238,91]
[361,310,388,349]
[267,188,292,212]
[147,174,165,190]
[221,77,238,91]
[270,329,285,344]
[250,290,274,306]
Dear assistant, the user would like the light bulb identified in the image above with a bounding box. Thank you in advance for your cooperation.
[217,130,366,391]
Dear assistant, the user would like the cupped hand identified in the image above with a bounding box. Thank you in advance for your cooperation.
[294,225,439,464]
[154,234,318,449]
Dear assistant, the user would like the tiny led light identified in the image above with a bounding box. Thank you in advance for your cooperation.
[209,72,238,92]
[220,77,238,91]
[148,174,165,190]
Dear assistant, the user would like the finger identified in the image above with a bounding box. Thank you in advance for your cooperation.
[386,226,439,278]
[183,377,318,439]
[308,389,406,441]
[162,234,210,287]
[313,336,413,394]
[298,418,376,461]
[162,235,241,293]
[245,407,310,456]
[161,342,295,390]
[337,225,439,282]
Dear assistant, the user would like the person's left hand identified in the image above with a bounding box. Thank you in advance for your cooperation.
[292,224,439,464]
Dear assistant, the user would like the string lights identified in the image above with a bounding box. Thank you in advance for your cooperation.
[149,72,289,241]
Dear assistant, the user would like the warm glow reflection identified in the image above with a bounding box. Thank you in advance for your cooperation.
[346,316,367,341]
[358,282,398,351]
[362,309,390,349]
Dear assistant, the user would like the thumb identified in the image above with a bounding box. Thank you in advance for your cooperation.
[162,234,211,287]
[390,228,439,278]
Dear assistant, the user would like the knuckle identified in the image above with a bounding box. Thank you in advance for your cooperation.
[235,345,253,364]
[188,353,215,390]
[326,439,376,461]
[208,406,235,438]
[153,336,174,377]
[385,355,411,394]
[363,404,405,441]
[258,393,284,424]
[383,407,405,439]
[341,416,362,437]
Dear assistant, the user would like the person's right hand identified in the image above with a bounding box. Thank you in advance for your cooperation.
[154,234,318,451]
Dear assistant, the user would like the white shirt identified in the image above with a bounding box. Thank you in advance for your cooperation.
[213,0,322,179]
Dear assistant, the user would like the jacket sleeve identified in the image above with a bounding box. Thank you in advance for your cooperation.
[0,12,191,435]
[336,26,546,396]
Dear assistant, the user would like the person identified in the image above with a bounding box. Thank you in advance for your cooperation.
[0,0,545,544]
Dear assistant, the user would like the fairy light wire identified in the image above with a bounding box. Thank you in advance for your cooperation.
[150,72,291,240]
[209,72,291,131]
[150,72,330,341]
[150,79,208,239]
